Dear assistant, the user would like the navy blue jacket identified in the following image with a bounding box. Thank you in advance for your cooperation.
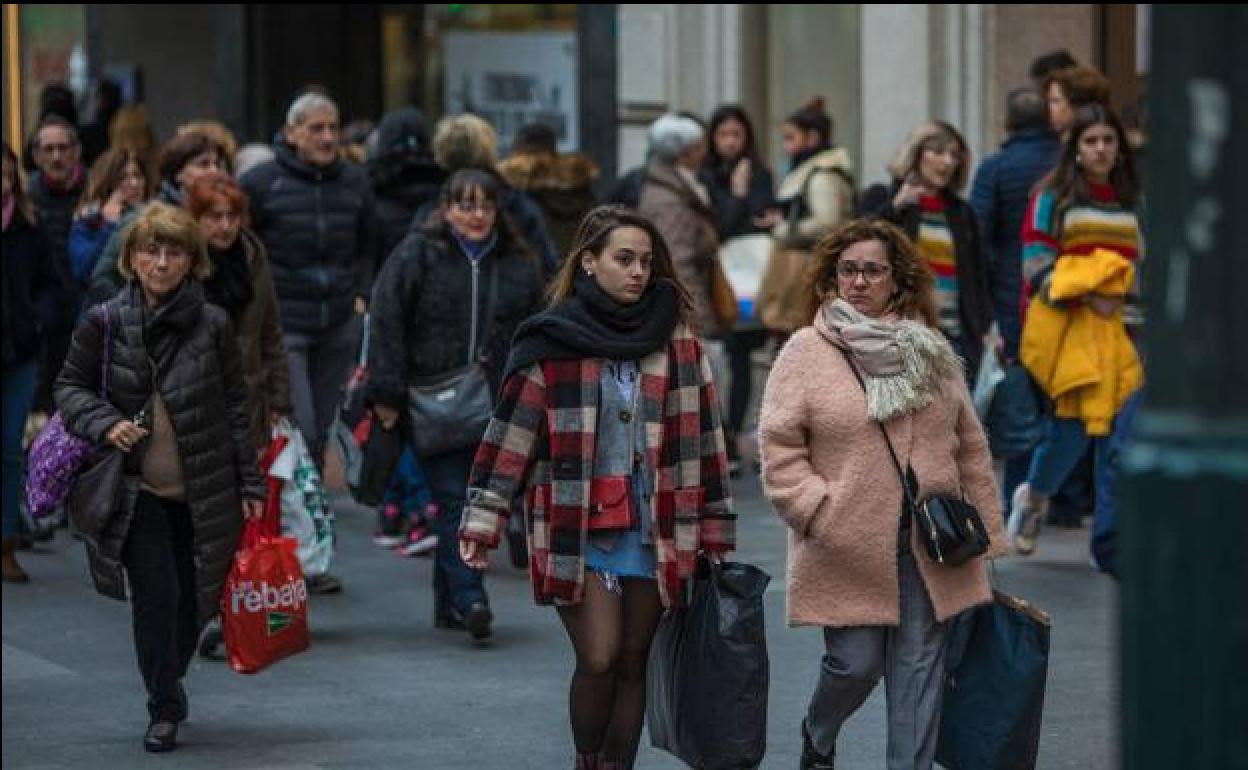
[969,129,1060,358]
[241,139,377,335]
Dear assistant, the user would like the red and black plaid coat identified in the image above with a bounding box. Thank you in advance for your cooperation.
[461,325,735,608]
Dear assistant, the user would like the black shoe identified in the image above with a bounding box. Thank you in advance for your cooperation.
[800,720,835,770]
[434,606,466,631]
[463,601,493,641]
[143,721,178,753]
[306,573,343,594]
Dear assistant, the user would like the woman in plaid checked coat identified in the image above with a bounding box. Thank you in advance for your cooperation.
[459,205,736,770]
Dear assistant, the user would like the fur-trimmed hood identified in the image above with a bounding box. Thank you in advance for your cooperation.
[498,153,599,193]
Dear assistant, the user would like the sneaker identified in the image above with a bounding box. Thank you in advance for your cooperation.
[1007,483,1047,556]
[396,528,438,558]
[306,573,344,594]
[374,504,404,547]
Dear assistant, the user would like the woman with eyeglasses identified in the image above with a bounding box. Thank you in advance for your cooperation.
[859,122,994,376]
[758,218,1004,770]
[54,202,264,752]
[368,168,546,641]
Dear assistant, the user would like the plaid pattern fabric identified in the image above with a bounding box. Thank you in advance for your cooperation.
[462,325,735,608]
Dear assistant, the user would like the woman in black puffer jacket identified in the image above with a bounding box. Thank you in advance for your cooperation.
[368,169,546,640]
[54,202,264,753]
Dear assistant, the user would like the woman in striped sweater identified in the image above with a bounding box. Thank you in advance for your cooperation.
[1009,104,1144,574]
[859,121,994,376]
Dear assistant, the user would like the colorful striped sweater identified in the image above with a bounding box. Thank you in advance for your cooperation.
[915,195,961,338]
[1022,182,1143,324]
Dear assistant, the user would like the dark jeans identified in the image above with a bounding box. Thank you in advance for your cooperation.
[121,491,198,722]
[726,328,766,437]
[2,360,38,539]
[284,315,362,466]
[422,447,487,617]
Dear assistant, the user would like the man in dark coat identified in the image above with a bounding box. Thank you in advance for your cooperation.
[28,115,86,414]
[240,93,377,467]
[970,87,1060,360]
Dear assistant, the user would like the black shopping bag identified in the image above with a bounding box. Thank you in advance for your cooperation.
[647,557,770,770]
[937,591,1051,770]
[329,315,402,506]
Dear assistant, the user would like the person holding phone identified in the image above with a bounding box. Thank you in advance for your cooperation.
[859,121,994,377]
[69,148,152,291]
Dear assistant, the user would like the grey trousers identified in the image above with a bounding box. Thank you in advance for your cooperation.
[807,546,949,770]
[284,314,361,465]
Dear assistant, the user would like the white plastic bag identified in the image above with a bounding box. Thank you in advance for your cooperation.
[972,325,1007,421]
[268,420,335,577]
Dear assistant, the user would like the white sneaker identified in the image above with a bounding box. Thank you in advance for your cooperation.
[1007,483,1046,556]
[397,531,438,558]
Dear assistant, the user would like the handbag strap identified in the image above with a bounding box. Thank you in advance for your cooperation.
[468,259,500,365]
[836,345,918,514]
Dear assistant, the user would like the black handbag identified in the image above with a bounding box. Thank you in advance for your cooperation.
[66,446,125,539]
[839,346,990,566]
[405,261,499,458]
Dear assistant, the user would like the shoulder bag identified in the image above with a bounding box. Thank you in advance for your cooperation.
[405,259,499,457]
[839,346,990,566]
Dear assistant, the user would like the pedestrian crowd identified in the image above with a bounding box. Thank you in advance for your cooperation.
[2,47,1144,769]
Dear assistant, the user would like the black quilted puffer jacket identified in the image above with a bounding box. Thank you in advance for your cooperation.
[54,280,264,623]
[240,137,377,335]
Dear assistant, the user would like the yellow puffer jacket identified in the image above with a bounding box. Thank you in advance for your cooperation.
[1021,248,1143,436]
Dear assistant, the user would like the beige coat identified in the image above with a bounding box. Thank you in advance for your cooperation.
[638,160,726,338]
[759,313,1006,628]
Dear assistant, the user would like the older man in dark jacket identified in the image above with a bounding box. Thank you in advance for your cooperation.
[28,115,86,413]
[970,87,1060,360]
[241,93,377,469]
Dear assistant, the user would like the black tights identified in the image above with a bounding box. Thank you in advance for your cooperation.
[556,574,664,769]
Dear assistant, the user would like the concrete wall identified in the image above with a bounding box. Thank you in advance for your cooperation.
[93,4,224,141]
[983,4,1100,149]
[860,4,930,188]
[766,4,861,181]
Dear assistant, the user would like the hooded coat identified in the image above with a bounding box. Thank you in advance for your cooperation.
[497,151,599,261]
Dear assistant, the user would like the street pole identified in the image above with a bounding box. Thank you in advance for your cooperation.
[1121,5,1248,770]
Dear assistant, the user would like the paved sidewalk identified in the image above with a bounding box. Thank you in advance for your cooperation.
[2,474,1116,769]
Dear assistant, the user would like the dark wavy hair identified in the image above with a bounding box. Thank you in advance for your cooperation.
[547,204,692,320]
[1038,104,1140,213]
[803,218,939,329]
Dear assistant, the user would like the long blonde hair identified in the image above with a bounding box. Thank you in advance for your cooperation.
[886,121,971,194]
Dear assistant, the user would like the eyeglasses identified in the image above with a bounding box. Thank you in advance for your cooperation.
[136,243,191,263]
[451,201,497,216]
[835,261,892,283]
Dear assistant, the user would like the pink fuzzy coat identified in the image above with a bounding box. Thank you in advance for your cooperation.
[759,316,1006,628]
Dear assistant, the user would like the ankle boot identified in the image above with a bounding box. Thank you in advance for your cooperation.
[1,538,29,583]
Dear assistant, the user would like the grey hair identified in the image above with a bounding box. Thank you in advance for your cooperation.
[286,92,338,127]
[647,114,704,161]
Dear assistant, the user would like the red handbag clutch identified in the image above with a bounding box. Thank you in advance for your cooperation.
[588,476,636,531]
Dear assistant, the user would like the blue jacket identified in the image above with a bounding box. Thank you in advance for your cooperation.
[969,129,1060,358]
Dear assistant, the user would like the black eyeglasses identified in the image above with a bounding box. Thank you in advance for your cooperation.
[835,261,892,283]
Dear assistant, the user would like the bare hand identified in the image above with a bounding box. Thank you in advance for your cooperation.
[460,539,489,570]
[242,499,265,521]
[354,296,368,315]
[753,209,783,229]
[373,404,399,430]
[893,177,928,209]
[106,419,149,453]
[101,190,127,223]
[1086,293,1123,318]
[730,158,752,198]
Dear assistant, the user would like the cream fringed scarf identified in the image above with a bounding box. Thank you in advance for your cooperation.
[817,299,963,422]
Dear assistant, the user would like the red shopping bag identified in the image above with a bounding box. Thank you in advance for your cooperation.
[223,435,309,674]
